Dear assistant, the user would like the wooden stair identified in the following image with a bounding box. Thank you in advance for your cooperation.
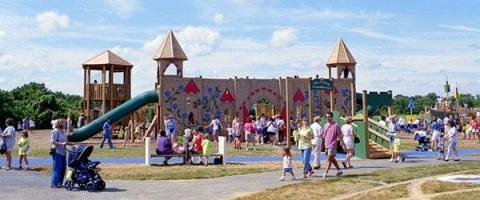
[368,140,391,159]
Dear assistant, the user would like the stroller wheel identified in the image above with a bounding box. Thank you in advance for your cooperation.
[96,180,106,191]
[64,180,74,191]
[86,182,96,192]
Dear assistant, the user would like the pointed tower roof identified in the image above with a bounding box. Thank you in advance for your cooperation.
[83,50,133,67]
[326,38,356,67]
[153,30,188,61]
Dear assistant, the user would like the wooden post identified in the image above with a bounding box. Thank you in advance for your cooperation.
[145,136,150,165]
[285,77,290,148]
[308,77,313,121]
[101,65,106,115]
[109,65,114,113]
[86,67,91,122]
[362,90,370,159]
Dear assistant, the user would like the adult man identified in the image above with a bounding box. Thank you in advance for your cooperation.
[165,115,177,142]
[100,118,113,149]
[387,115,397,162]
[310,116,323,169]
[431,117,442,149]
[322,112,343,178]
[22,117,30,131]
[276,115,286,144]
[77,113,85,128]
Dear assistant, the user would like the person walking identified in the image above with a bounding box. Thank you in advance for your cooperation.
[471,116,479,144]
[387,115,397,162]
[1,118,16,170]
[445,120,460,161]
[66,115,73,134]
[50,119,68,188]
[99,118,113,149]
[298,118,314,178]
[431,117,442,150]
[322,112,344,178]
[310,116,323,170]
[341,117,355,168]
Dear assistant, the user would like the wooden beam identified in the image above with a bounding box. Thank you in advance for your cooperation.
[362,90,370,159]
[351,81,355,117]
[110,64,114,111]
[102,65,106,115]
[86,67,91,122]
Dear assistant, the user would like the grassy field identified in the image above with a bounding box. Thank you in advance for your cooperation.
[35,162,303,180]
[433,190,480,200]
[422,180,480,194]
[20,129,288,158]
[237,161,480,200]
[349,183,410,200]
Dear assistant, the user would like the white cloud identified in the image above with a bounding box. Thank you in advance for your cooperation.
[104,0,140,18]
[0,30,5,38]
[35,11,69,32]
[439,24,480,33]
[347,27,412,44]
[213,13,224,23]
[144,27,220,57]
[270,28,298,47]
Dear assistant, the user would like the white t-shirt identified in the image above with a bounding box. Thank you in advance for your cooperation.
[276,119,285,131]
[227,127,234,136]
[341,124,353,144]
[212,119,220,130]
[448,127,458,142]
[283,156,292,169]
[443,117,450,125]
[310,122,323,145]
[266,121,277,132]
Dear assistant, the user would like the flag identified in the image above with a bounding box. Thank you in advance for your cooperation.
[454,87,460,100]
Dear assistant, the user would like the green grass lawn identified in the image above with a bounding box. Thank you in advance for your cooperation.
[238,161,480,200]
[35,162,303,180]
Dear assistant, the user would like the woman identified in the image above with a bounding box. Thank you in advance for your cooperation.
[244,118,256,151]
[266,117,277,145]
[445,120,460,162]
[297,118,314,178]
[341,117,355,168]
[1,118,16,170]
[156,130,173,165]
[232,116,241,150]
[50,119,68,188]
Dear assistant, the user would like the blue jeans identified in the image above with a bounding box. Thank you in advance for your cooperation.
[301,148,312,173]
[100,134,113,148]
[51,153,66,187]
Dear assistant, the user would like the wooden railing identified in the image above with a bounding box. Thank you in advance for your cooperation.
[88,84,129,101]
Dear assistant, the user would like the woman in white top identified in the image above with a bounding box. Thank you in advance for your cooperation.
[445,120,459,161]
[341,117,355,168]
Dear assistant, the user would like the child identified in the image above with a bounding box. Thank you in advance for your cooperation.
[201,134,212,166]
[18,130,30,170]
[393,133,405,163]
[280,147,295,181]
[437,134,445,160]
[226,126,234,143]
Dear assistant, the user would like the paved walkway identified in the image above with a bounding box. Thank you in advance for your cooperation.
[2,155,480,200]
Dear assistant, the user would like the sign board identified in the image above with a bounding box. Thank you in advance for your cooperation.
[311,78,333,91]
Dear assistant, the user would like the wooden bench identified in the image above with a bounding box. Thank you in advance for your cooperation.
[145,136,226,166]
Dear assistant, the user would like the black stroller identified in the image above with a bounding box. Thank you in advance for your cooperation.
[414,130,432,152]
[64,145,105,192]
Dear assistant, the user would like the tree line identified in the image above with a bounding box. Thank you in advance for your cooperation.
[0,82,81,129]
[1,82,479,129]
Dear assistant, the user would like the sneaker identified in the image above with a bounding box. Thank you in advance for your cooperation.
[336,171,343,176]
[395,160,398,163]
[454,159,460,162]
[303,173,307,179]
[444,159,449,162]
[279,176,285,181]
[321,173,327,179]
[1,166,6,169]
[348,165,354,169]
[5,166,11,170]
[389,158,394,162]
[313,166,320,170]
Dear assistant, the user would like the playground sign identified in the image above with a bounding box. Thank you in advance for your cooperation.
[311,78,332,91]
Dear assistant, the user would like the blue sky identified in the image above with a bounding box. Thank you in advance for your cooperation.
[0,0,479,96]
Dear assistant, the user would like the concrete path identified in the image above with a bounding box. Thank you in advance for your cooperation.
[2,156,480,200]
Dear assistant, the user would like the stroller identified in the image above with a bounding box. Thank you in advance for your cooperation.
[64,145,105,192]
[414,129,432,152]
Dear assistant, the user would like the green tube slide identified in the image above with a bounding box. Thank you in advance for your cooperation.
[68,90,159,142]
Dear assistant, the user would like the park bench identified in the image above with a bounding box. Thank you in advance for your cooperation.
[144,136,226,166]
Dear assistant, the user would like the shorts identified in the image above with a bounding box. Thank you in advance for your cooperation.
[432,131,440,141]
[245,132,254,142]
[344,140,354,149]
[389,134,395,145]
[448,140,457,149]
[327,147,336,156]
[166,128,176,136]
[283,168,293,173]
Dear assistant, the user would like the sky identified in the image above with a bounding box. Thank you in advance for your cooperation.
[0,0,479,97]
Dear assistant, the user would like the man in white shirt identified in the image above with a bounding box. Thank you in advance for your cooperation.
[310,116,323,169]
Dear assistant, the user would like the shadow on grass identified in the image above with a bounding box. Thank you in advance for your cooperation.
[149,162,247,167]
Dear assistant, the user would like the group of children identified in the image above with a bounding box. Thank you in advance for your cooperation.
[0,127,31,170]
